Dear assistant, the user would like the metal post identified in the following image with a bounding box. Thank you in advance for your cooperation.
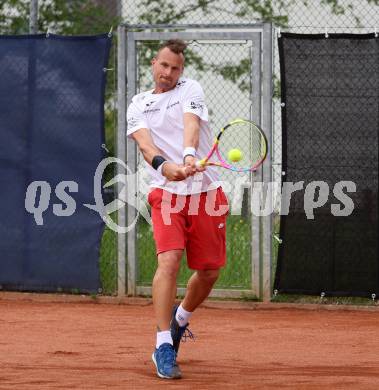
[29,0,39,34]
[126,31,137,296]
[251,33,262,299]
[117,0,123,18]
[261,23,273,302]
[117,25,127,297]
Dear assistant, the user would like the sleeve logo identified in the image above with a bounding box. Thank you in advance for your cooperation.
[190,101,203,110]
[127,117,139,127]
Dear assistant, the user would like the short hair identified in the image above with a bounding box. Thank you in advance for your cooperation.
[157,39,187,56]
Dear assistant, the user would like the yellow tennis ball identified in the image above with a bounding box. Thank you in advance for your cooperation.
[228,148,243,162]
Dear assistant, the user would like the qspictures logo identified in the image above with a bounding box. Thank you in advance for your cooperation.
[24,158,151,234]
[24,158,357,232]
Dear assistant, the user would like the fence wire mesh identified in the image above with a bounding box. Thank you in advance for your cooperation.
[1,0,377,296]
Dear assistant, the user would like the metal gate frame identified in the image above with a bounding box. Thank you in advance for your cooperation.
[117,23,273,301]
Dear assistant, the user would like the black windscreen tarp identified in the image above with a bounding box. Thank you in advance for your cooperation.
[274,34,378,297]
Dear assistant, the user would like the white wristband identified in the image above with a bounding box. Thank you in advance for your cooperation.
[157,161,168,176]
[183,146,196,159]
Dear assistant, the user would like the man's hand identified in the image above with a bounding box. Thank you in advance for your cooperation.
[184,155,206,174]
[161,162,193,181]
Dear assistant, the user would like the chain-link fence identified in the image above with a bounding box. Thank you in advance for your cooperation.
[1,0,377,297]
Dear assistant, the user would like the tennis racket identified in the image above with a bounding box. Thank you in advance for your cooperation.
[196,118,268,172]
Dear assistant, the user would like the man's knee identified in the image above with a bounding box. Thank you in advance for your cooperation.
[197,269,220,285]
[156,250,182,279]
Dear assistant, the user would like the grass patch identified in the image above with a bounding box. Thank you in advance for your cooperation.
[137,215,252,289]
[99,213,376,306]
[99,223,117,295]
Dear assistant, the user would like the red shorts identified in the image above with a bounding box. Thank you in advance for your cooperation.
[147,187,229,270]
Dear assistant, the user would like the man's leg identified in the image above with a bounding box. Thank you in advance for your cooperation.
[170,268,220,353]
[181,269,220,312]
[152,249,184,379]
[171,188,228,353]
[153,249,183,331]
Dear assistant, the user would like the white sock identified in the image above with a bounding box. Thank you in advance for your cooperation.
[175,304,192,327]
[156,330,173,349]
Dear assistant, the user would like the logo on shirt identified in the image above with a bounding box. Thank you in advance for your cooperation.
[176,80,187,87]
[127,117,139,128]
[143,100,160,114]
[190,101,203,110]
[167,101,179,109]
[143,108,160,114]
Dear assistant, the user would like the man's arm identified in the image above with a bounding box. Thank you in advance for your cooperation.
[183,112,200,150]
[183,113,205,172]
[131,127,162,165]
[131,128,191,181]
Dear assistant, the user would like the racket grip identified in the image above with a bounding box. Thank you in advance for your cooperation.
[195,159,205,168]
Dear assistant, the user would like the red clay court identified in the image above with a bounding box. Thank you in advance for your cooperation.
[0,295,379,389]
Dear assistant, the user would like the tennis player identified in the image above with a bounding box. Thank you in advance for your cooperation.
[127,39,229,379]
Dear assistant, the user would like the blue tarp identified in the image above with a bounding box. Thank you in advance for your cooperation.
[0,34,112,293]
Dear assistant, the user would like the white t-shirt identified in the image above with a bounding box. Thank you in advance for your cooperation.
[127,77,220,195]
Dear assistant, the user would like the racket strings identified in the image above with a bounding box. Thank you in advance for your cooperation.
[218,121,266,170]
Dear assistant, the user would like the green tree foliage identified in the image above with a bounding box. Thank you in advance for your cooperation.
[0,0,29,33]
[138,0,289,26]
[0,0,119,34]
